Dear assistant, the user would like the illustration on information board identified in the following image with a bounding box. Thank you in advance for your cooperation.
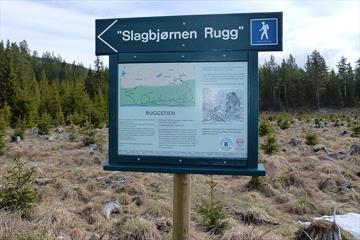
[119,63,195,107]
[202,88,244,122]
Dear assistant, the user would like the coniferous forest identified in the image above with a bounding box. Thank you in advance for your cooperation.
[0,40,359,130]
[0,40,108,129]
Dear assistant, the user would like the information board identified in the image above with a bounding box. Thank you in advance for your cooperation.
[117,62,248,159]
[97,12,283,175]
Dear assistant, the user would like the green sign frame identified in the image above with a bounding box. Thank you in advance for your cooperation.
[96,12,282,55]
[97,12,283,175]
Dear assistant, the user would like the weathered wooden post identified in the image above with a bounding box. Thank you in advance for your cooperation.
[172,174,191,240]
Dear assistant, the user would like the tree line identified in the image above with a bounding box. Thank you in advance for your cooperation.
[0,40,107,129]
[0,40,359,130]
[260,52,360,111]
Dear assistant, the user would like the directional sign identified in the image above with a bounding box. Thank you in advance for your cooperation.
[95,12,282,55]
[97,12,283,175]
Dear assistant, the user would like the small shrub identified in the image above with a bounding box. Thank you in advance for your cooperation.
[74,112,88,127]
[68,124,78,142]
[55,109,65,126]
[0,116,5,155]
[351,125,360,137]
[248,176,265,189]
[83,132,96,146]
[334,119,341,127]
[278,120,290,130]
[305,132,318,146]
[38,113,52,135]
[0,102,12,127]
[0,156,38,215]
[195,177,228,234]
[275,175,288,187]
[82,121,96,146]
[259,121,272,136]
[0,137,4,156]
[328,114,336,122]
[90,107,106,129]
[261,134,278,154]
[11,121,26,141]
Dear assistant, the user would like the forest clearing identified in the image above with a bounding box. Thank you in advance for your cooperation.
[0,111,359,239]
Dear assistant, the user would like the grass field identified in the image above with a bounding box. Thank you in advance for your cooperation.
[0,111,359,240]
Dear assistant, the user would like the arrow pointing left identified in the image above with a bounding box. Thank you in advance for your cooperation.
[97,20,118,53]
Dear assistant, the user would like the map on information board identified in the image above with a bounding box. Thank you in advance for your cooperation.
[119,63,195,107]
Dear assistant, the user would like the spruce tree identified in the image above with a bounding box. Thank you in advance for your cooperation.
[305,50,328,110]
[0,102,12,127]
[91,90,107,128]
[324,70,343,108]
[0,45,18,118]
[355,59,360,102]
[259,55,279,110]
[337,57,356,107]
[39,69,51,115]
[38,112,52,135]
[85,68,95,99]
[0,115,5,155]
[345,63,355,106]
[55,108,65,126]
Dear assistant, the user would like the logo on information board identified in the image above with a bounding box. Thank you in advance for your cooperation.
[250,18,278,45]
[236,138,244,147]
[219,138,233,152]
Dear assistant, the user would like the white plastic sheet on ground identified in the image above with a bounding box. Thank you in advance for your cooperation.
[298,213,360,239]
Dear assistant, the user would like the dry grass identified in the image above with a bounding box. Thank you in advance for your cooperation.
[117,181,146,196]
[0,113,359,239]
[141,199,172,219]
[221,224,281,240]
[110,216,160,240]
[0,211,41,239]
[118,192,132,205]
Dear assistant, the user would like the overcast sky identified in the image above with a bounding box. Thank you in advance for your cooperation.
[0,0,359,70]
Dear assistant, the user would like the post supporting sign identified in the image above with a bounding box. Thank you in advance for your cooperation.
[173,174,191,240]
[96,12,282,239]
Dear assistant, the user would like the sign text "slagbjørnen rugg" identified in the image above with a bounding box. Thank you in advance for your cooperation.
[116,26,245,43]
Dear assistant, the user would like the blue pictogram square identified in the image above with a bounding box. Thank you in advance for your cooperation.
[250,18,278,46]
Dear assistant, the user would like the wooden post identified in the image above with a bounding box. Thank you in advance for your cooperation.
[172,174,191,240]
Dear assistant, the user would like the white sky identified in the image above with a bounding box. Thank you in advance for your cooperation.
[0,0,359,70]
